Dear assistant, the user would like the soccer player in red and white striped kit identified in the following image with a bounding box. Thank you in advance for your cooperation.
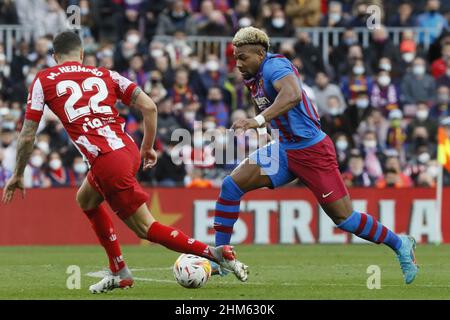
[2,31,248,293]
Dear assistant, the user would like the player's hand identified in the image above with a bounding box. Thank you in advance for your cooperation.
[2,175,25,204]
[141,148,158,170]
[231,118,259,132]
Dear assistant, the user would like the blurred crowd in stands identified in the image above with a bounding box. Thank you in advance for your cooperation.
[1,0,450,188]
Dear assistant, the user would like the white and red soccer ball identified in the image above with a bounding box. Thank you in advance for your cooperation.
[173,254,212,288]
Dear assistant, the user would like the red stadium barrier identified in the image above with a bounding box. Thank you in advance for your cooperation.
[1,187,449,245]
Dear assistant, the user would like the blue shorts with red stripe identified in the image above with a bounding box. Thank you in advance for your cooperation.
[249,134,349,204]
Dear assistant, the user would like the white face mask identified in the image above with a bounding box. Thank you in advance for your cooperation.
[364,140,377,149]
[37,141,50,154]
[356,98,369,109]
[49,158,62,170]
[328,108,341,116]
[151,49,164,59]
[127,34,140,46]
[30,155,44,168]
[238,17,252,27]
[379,63,392,72]
[184,111,196,122]
[336,139,348,151]
[378,75,391,87]
[353,66,365,75]
[417,152,430,164]
[402,52,415,63]
[73,162,88,174]
[416,109,429,121]
[412,65,425,76]
[204,121,216,130]
[272,18,285,28]
[329,13,341,23]
[206,60,220,72]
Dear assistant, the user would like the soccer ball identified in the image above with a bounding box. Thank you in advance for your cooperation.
[173,254,212,288]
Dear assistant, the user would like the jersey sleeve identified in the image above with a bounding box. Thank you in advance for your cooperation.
[109,70,138,105]
[263,57,295,85]
[24,74,45,123]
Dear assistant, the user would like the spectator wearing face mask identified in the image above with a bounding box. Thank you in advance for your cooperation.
[360,131,384,180]
[203,86,229,127]
[320,1,349,28]
[347,90,372,131]
[406,125,437,159]
[406,102,438,144]
[357,109,389,148]
[401,57,436,104]
[313,72,347,117]
[386,109,407,153]
[404,144,435,186]
[333,133,353,171]
[340,57,374,103]
[430,85,450,120]
[263,7,295,38]
[71,156,88,187]
[371,70,400,117]
[342,150,374,187]
[23,148,50,188]
[121,54,149,89]
[199,55,226,98]
[165,31,193,68]
[329,28,358,78]
[45,151,71,187]
[320,96,353,139]
[367,26,402,74]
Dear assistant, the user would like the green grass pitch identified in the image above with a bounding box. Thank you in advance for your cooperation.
[0,244,448,299]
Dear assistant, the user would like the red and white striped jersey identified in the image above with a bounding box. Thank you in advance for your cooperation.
[25,61,138,164]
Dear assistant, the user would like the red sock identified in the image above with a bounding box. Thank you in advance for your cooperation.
[147,222,215,261]
[84,204,125,273]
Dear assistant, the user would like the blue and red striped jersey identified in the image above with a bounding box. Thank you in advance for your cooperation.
[246,53,325,149]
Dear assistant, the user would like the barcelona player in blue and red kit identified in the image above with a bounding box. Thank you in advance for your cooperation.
[212,27,418,284]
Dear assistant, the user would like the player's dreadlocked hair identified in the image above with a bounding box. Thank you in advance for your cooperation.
[232,27,270,51]
[52,31,82,56]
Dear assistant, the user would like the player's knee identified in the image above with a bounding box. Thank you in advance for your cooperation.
[221,175,244,198]
[76,190,89,211]
[134,222,150,239]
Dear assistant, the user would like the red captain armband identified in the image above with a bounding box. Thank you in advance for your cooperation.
[121,83,138,106]
[24,109,43,123]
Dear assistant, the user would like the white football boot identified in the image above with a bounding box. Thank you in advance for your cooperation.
[212,245,249,282]
[89,266,134,294]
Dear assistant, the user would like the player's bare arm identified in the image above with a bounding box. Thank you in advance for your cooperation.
[2,119,39,204]
[129,86,158,170]
[232,74,301,131]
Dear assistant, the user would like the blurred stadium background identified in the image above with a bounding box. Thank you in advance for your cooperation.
[1,0,450,299]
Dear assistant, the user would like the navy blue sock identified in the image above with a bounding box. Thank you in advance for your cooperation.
[338,211,402,251]
[214,176,244,246]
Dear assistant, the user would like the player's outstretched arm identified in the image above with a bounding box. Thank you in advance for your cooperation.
[232,73,301,131]
[2,119,39,204]
[129,87,158,170]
